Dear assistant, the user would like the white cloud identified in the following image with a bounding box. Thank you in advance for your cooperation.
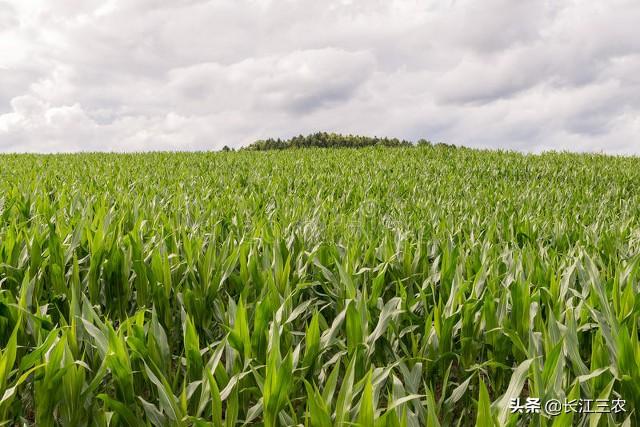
[0,2,17,31]
[166,48,375,114]
[0,0,639,153]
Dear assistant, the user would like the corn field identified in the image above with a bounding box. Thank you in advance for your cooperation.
[0,147,638,426]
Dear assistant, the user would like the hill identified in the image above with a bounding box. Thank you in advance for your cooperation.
[243,131,438,150]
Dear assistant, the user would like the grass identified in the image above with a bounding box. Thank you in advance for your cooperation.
[0,146,638,426]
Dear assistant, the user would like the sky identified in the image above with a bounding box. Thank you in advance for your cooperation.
[0,0,639,153]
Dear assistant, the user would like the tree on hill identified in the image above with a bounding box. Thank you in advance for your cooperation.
[244,132,418,151]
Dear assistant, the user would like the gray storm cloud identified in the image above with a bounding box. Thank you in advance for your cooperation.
[0,0,639,153]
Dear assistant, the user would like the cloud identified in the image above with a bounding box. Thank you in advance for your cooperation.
[0,2,17,32]
[166,48,375,114]
[0,0,639,153]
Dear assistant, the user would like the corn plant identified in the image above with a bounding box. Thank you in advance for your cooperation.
[0,147,638,425]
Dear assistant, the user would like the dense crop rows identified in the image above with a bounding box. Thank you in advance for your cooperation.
[0,147,639,426]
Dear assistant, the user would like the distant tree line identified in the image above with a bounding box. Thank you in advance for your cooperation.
[242,132,453,151]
